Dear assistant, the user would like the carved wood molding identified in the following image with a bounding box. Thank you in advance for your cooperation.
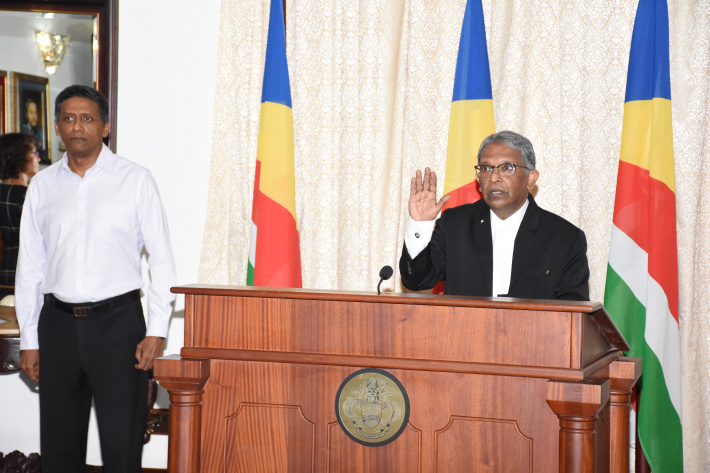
[154,355,210,473]
[547,379,611,473]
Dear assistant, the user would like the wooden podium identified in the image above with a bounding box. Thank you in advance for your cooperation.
[155,285,640,473]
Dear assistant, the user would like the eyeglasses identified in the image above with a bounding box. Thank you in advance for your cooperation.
[474,163,528,177]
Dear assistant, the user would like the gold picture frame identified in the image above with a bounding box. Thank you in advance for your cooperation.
[11,72,51,163]
[0,70,7,135]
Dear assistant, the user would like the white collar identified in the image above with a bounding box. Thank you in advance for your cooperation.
[490,198,529,230]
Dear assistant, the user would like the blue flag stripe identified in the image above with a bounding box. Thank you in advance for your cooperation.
[261,0,292,108]
[625,0,671,102]
[452,0,493,102]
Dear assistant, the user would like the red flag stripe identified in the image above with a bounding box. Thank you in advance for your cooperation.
[442,180,482,213]
[612,160,678,322]
[253,185,302,287]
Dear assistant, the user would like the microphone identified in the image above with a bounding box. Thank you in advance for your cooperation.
[377,265,393,295]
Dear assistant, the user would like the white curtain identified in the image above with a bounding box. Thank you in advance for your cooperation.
[199,1,710,469]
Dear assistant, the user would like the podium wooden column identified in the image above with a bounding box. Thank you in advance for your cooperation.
[155,285,639,473]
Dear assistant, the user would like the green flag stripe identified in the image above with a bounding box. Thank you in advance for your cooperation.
[605,265,683,472]
[246,261,255,286]
[608,225,682,413]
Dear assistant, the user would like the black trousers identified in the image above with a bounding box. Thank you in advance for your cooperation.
[38,294,148,473]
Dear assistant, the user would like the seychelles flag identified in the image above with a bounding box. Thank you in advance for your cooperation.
[247,0,302,288]
[604,0,682,470]
[441,0,495,212]
[434,0,494,294]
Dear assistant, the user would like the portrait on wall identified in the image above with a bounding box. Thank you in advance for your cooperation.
[11,72,51,163]
[0,71,7,135]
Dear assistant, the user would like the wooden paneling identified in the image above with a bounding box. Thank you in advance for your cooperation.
[225,402,315,472]
[435,417,532,473]
[326,424,422,473]
[191,295,573,369]
[196,361,560,472]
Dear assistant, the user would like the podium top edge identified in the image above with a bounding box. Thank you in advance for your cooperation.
[171,284,603,314]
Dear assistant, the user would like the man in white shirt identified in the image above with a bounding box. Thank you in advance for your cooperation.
[16,85,176,472]
[400,130,589,301]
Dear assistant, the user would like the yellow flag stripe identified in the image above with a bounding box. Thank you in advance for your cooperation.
[256,101,297,220]
[619,98,675,193]
[443,99,495,194]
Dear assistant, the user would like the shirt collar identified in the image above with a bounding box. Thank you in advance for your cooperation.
[490,198,529,230]
[57,144,115,177]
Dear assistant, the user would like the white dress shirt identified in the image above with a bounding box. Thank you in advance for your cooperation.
[490,200,527,297]
[404,199,529,297]
[16,145,177,350]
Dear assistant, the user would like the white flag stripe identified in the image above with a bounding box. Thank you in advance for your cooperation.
[608,224,682,416]
[249,221,257,267]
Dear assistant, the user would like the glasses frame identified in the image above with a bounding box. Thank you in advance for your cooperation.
[474,163,528,178]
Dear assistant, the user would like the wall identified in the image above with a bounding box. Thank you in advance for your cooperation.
[115,0,222,464]
[0,0,223,468]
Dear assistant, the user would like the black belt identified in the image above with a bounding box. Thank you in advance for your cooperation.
[47,290,141,317]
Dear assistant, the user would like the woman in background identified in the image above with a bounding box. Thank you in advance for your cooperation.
[0,133,41,291]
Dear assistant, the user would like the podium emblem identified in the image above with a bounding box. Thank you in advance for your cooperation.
[335,368,410,446]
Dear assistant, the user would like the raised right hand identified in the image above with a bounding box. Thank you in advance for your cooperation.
[409,167,450,221]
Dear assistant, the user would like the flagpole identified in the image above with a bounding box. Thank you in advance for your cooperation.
[635,387,651,473]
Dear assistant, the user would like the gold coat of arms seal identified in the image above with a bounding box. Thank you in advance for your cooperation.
[335,368,410,446]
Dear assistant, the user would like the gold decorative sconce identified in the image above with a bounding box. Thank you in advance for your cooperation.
[35,31,71,75]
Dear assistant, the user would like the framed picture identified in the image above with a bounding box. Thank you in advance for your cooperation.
[0,71,7,135]
[11,72,51,164]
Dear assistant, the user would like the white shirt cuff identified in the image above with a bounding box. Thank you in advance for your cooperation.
[145,304,171,339]
[404,217,436,259]
[20,330,39,351]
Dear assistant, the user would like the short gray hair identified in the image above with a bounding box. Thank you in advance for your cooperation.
[477,130,536,172]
